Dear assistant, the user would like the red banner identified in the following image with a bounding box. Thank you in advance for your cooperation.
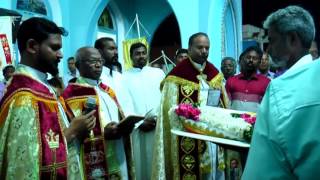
[0,34,12,64]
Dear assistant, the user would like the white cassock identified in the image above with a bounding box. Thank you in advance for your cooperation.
[196,66,225,180]
[122,66,165,180]
[101,66,135,115]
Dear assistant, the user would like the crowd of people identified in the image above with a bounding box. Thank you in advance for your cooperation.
[0,5,319,180]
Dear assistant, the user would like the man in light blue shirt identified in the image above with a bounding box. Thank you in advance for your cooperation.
[63,56,79,87]
[243,6,319,179]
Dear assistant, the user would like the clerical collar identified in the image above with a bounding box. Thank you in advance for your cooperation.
[17,64,48,84]
[189,59,208,81]
[78,76,99,86]
[190,59,206,72]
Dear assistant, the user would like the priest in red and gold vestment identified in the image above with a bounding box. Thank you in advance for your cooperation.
[152,33,229,180]
[62,47,139,179]
[0,18,93,179]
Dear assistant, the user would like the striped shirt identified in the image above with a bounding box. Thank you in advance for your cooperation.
[226,73,270,112]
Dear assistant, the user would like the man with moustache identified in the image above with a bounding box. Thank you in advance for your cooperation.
[94,37,134,115]
[0,17,95,179]
[258,52,275,79]
[122,42,165,180]
[63,56,79,87]
[224,46,270,179]
[174,48,189,64]
[95,37,119,76]
[62,47,140,179]
[152,32,229,179]
[226,46,270,113]
[243,6,320,179]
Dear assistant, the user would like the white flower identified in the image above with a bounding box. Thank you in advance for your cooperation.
[173,106,253,141]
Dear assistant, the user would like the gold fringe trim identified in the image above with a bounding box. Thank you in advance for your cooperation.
[64,94,106,136]
[163,73,227,106]
[207,73,224,89]
[162,75,199,90]
[64,96,99,115]
[0,91,58,126]
[163,73,224,90]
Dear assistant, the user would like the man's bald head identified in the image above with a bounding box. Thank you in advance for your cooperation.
[75,47,103,80]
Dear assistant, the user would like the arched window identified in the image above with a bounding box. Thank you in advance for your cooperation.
[97,5,117,41]
[98,6,114,29]
[223,0,237,59]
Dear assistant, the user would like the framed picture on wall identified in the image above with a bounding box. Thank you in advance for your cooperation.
[17,0,47,15]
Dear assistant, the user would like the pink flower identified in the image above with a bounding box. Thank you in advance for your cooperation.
[175,103,201,121]
[189,108,201,121]
[241,113,256,125]
[240,113,250,119]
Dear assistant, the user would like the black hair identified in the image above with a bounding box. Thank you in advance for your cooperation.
[94,37,115,50]
[188,32,209,47]
[241,46,263,60]
[221,56,236,64]
[17,17,67,53]
[94,38,116,76]
[130,42,147,57]
[175,48,188,57]
[67,56,74,62]
[2,65,15,76]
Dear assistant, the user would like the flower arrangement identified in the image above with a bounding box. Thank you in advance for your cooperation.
[231,113,256,142]
[173,105,256,142]
[231,113,256,125]
[175,103,201,121]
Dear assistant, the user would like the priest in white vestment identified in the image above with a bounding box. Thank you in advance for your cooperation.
[94,37,134,115]
[123,42,165,180]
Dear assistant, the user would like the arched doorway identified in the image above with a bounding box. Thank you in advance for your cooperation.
[150,13,181,68]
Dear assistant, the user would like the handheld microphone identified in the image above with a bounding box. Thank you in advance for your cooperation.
[83,97,96,138]
[83,97,96,115]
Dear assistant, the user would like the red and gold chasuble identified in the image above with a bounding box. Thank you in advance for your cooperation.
[163,58,226,179]
[62,81,124,180]
[164,58,226,107]
[0,74,68,179]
